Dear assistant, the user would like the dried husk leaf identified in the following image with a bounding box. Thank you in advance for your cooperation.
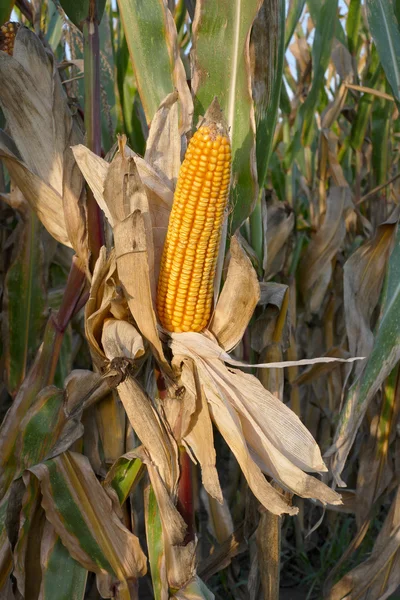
[209,236,260,352]
[102,328,178,493]
[72,139,174,283]
[299,186,353,314]
[71,145,113,225]
[170,332,343,508]
[200,488,233,544]
[113,209,167,368]
[101,319,145,363]
[178,363,223,503]
[200,367,297,516]
[63,369,109,417]
[163,357,197,442]
[29,452,147,583]
[85,247,120,369]
[144,91,182,188]
[62,144,89,271]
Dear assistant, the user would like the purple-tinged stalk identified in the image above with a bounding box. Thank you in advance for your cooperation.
[83,0,105,267]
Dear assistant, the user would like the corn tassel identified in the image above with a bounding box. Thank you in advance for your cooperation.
[157,102,231,333]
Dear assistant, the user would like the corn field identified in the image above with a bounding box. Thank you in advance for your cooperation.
[1,0,400,598]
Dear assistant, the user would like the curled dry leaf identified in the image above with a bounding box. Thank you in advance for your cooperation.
[85,247,120,369]
[209,236,260,352]
[299,186,353,314]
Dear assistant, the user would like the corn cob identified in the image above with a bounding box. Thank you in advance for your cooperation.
[157,103,231,333]
[0,22,20,55]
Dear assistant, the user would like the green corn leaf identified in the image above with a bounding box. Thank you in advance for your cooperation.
[302,0,339,145]
[45,1,64,52]
[252,0,286,191]
[371,96,392,185]
[99,7,117,151]
[116,0,191,127]
[285,0,306,49]
[285,0,338,166]
[15,386,83,476]
[0,320,63,497]
[192,0,261,233]
[346,0,362,56]
[307,0,346,46]
[366,0,400,104]
[0,0,15,25]
[395,0,400,24]
[114,28,147,154]
[4,205,46,396]
[249,0,285,262]
[331,223,400,484]
[40,523,88,600]
[29,452,147,592]
[13,476,43,598]
[59,0,106,30]
[144,484,167,600]
[104,452,145,506]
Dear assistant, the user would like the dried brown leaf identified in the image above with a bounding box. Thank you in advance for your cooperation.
[299,187,353,313]
[210,236,260,352]
[344,209,398,379]
[0,139,71,247]
[328,488,400,600]
[145,91,182,189]
[264,194,294,279]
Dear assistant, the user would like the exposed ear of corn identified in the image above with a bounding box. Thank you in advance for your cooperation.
[0,22,19,55]
[157,100,231,333]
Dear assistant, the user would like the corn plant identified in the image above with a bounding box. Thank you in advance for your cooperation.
[1,0,400,599]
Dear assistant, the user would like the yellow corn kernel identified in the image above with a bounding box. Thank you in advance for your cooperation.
[157,117,231,333]
[0,22,19,55]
